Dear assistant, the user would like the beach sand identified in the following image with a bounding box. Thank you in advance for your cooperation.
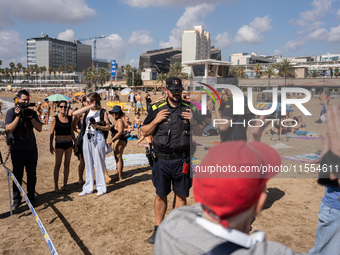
[0,89,336,254]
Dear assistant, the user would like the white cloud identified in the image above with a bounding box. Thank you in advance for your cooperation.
[214,31,233,49]
[159,4,215,49]
[234,25,263,44]
[273,49,282,56]
[300,0,332,22]
[94,34,128,66]
[336,9,340,18]
[123,0,231,8]
[329,24,340,43]
[128,31,155,45]
[249,16,273,32]
[2,0,95,25]
[234,16,272,44]
[289,18,309,27]
[309,28,329,41]
[128,59,139,68]
[57,29,75,42]
[283,38,307,51]
[0,30,26,67]
[308,25,340,43]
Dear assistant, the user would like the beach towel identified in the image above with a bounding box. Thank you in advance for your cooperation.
[281,153,321,163]
[271,143,293,150]
[292,136,321,140]
[105,153,149,170]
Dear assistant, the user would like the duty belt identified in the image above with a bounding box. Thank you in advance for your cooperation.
[156,152,189,160]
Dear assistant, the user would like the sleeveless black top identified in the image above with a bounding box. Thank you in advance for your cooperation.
[55,115,72,136]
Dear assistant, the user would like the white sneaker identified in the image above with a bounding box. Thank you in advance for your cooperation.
[79,191,88,196]
[97,191,105,196]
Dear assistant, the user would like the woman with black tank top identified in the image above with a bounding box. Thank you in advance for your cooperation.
[50,100,75,192]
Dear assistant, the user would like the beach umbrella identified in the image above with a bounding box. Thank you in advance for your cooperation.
[120,88,132,96]
[47,94,71,102]
[188,100,202,110]
[73,92,84,97]
[97,89,107,94]
[261,102,294,113]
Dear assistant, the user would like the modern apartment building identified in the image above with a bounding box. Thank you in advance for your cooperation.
[182,26,211,74]
[27,33,92,72]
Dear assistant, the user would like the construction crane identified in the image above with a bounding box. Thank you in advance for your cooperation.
[78,35,106,60]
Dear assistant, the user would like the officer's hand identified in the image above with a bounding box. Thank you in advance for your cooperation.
[321,105,340,157]
[154,109,170,124]
[215,101,221,112]
[182,109,192,121]
[14,107,21,117]
[320,105,340,186]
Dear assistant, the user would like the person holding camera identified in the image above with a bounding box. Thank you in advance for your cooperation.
[50,100,76,192]
[5,90,42,209]
[141,77,194,244]
[73,93,110,197]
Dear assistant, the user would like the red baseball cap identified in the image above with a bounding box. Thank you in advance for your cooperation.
[193,141,281,228]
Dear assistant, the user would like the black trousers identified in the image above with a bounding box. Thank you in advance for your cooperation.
[11,150,38,202]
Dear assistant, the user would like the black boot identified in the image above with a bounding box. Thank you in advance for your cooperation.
[148,226,159,244]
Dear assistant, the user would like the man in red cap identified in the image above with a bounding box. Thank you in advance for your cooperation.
[153,118,305,254]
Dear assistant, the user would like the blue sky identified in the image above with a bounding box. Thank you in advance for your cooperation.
[1,0,340,69]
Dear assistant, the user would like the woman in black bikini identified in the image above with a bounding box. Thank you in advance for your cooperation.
[50,100,75,192]
[107,105,127,181]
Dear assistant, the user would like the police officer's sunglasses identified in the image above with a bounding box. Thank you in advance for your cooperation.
[169,89,183,94]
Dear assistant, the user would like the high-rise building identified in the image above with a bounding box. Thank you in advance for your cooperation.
[26,33,92,72]
[182,26,211,74]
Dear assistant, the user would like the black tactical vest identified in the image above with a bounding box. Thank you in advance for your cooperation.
[152,99,191,153]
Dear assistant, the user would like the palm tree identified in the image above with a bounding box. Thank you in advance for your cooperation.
[4,68,9,82]
[125,64,131,73]
[236,66,244,78]
[59,65,64,82]
[52,68,57,81]
[0,60,2,67]
[98,67,110,87]
[0,68,3,82]
[261,65,277,87]
[157,73,167,87]
[22,67,26,83]
[254,64,262,78]
[334,67,339,78]
[309,70,321,78]
[275,59,296,86]
[40,66,46,83]
[16,63,22,83]
[168,62,188,79]
[120,65,125,75]
[230,66,238,76]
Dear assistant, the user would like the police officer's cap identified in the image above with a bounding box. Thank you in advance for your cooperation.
[166,77,184,90]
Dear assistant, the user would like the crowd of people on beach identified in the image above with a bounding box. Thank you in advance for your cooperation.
[3,81,340,254]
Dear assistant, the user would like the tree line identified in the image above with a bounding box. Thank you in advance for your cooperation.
[0,60,74,84]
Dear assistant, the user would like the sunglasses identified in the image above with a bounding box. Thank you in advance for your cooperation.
[59,106,67,109]
[169,89,183,94]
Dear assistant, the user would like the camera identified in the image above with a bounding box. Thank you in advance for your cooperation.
[89,117,106,128]
[17,102,36,118]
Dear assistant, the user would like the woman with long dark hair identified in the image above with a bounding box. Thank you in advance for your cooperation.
[50,100,75,192]
[107,106,127,181]
[73,96,88,185]
[73,93,110,196]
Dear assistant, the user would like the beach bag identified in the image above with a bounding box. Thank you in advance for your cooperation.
[99,108,109,140]
[76,111,89,148]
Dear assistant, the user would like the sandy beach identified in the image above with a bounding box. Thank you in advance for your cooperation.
[0,89,337,254]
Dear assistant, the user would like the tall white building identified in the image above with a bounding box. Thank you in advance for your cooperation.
[182,26,211,75]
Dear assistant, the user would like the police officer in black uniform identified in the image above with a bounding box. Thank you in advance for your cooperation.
[215,76,254,142]
[142,77,194,244]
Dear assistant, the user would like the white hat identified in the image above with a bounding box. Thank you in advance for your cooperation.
[38,102,41,104]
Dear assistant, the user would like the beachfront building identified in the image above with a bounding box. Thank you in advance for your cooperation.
[139,47,182,74]
[27,33,92,72]
[182,26,211,75]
